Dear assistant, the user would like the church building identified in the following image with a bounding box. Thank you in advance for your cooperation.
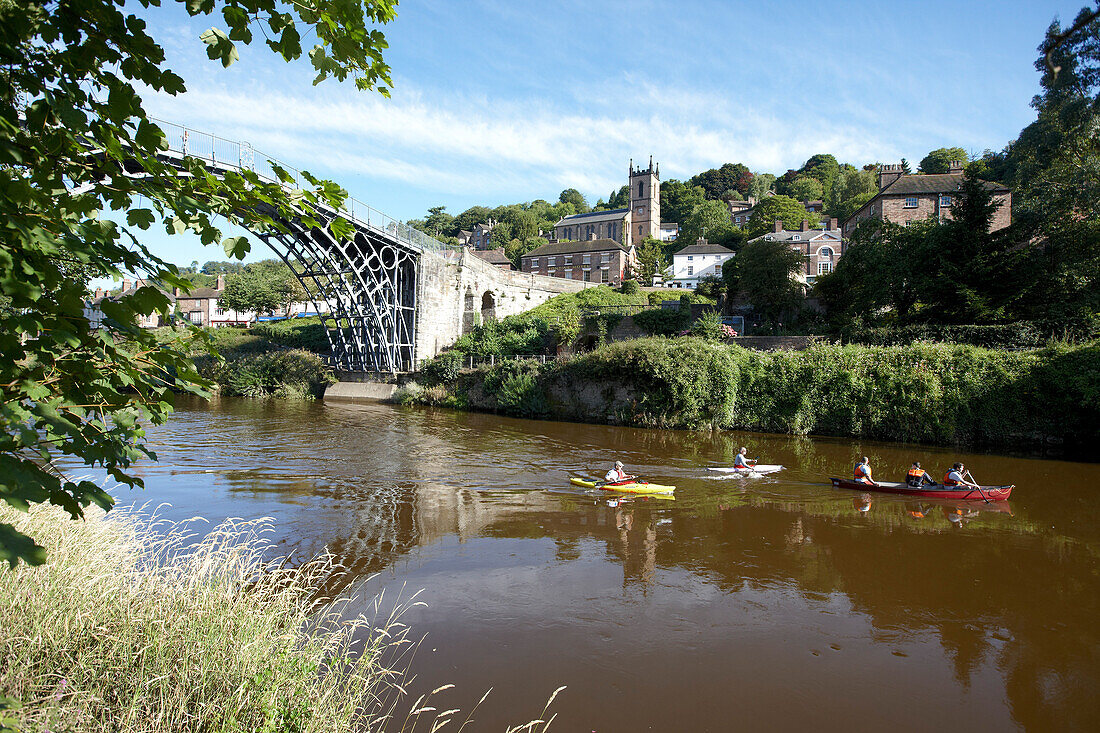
[551,158,664,247]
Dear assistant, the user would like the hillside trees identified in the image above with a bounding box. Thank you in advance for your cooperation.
[690,163,754,200]
[219,261,307,316]
[918,147,969,173]
[736,238,806,324]
[0,0,399,564]
[559,188,590,213]
[660,179,707,225]
[745,196,820,237]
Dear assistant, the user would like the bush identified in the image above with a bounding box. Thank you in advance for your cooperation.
[197,349,334,398]
[689,310,725,340]
[619,280,640,295]
[634,308,690,336]
[421,351,464,385]
[840,321,1098,349]
[647,291,665,306]
[250,316,331,353]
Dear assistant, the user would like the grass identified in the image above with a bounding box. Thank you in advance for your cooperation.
[0,503,561,732]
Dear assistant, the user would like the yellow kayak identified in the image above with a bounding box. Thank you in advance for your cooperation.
[570,477,676,494]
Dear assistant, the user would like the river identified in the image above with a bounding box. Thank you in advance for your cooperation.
[110,395,1099,731]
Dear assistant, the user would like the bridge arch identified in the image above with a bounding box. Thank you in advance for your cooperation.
[481,291,496,323]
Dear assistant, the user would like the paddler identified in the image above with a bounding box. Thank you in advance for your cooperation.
[733,447,756,470]
[605,460,634,484]
[906,461,934,487]
[854,456,874,485]
[942,462,980,489]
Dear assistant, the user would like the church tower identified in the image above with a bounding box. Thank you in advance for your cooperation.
[629,157,661,246]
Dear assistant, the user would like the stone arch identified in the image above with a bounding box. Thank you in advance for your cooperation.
[481,290,496,322]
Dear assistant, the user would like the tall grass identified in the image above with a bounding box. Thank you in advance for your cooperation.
[0,504,559,732]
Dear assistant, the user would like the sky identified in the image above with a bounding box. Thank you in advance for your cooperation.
[116,0,1089,272]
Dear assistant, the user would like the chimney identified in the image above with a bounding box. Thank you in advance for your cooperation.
[590,232,597,240]
[829,217,838,231]
[800,220,810,232]
[878,163,904,190]
[216,274,226,290]
[94,287,104,299]
[174,286,181,297]
[696,236,707,246]
[948,160,965,174]
[121,278,131,292]
[773,220,783,233]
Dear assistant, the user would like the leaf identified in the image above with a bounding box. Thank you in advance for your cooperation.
[222,235,250,259]
[0,523,47,569]
[200,27,239,68]
[127,208,156,229]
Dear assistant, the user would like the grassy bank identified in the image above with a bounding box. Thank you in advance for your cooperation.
[0,504,407,732]
[403,338,1100,451]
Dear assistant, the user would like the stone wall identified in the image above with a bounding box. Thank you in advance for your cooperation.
[414,248,589,362]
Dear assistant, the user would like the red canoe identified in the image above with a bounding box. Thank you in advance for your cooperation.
[829,477,1014,501]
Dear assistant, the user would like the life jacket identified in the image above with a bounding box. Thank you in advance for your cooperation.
[854,464,872,481]
[907,468,925,479]
[942,471,959,486]
[611,468,627,482]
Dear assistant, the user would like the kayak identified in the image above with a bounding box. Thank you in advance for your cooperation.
[708,464,784,476]
[570,477,676,495]
[829,477,1014,501]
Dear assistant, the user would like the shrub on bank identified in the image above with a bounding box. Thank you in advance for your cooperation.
[251,316,331,353]
[841,320,1098,349]
[197,349,334,398]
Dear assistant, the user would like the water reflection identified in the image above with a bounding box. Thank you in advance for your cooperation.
[74,395,1100,732]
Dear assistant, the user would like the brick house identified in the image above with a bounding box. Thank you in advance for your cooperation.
[87,278,175,329]
[748,218,845,284]
[521,238,635,284]
[842,162,1011,236]
[471,247,515,270]
[173,275,254,327]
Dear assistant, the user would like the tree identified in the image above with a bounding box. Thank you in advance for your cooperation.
[558,188,589,213]
[0,0,399,565]
[745,196,820,237]
[452,206,492,234]
[489,222,515,249]
[504,237,546,268]
[737,238,805,325]
[219,261,307,316]
[676,200,735,248]
[826,167,877,220]
[634,236,669,286]
[607,185,631,209]
[201,261,246,276]
[788,176,824,202]
[690,163,753,200]
[800,154,840,201]
[918,147,968,173]
[509,210,538,242]
[660,179,707,224]
[748,173,776,201]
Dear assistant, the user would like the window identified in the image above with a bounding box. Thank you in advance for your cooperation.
[586,225,595,239]
[583,269,592,282]
[188,311,202,324]
[600,253,611,263]
[869,205,875,215]
[531,257,539,267]
[793,234,800,241]
[819,246,834,258]
[548,269,556,276]
[687,255,693,261]
[940,195,952,207]
[904,197,919,208]
[215,304,225,315]
[637,181,643,197]
[582,254,591,264]
[564,255,572,265]
[564,271,572,280]
[638,225,643,236]
[600,268,610,283]
[818,261,832,276]
[547,257,556,267]
[686,266,693,276]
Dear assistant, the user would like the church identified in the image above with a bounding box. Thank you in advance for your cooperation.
[550,158,667,246]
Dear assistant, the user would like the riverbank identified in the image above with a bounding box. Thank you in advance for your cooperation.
[399,338,1100,453]
[0,504,407,732]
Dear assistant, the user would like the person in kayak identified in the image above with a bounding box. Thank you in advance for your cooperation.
[854,456,874,485]
[605,461,634,484]
[733,448,757,469]
[906,461,934,487]
[942,462,980,489]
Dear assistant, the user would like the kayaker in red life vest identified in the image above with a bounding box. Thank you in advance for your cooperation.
[943,462,980,489]
[854,456,874,485]
[605,461,634,483]
[733,448,756,469]
[906,461,934,487]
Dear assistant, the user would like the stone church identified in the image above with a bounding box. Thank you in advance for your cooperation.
[551,158,663,246]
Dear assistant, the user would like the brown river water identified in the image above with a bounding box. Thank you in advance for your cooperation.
[111,395,1099,731]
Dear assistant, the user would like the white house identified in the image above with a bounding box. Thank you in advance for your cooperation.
[664,238,735,289]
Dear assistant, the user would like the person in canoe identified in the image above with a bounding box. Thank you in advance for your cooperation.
[605,460,635,484]
[942,462,980,489]
[733,448,757,470]
[854,456,874,485]
[906,461,934,487]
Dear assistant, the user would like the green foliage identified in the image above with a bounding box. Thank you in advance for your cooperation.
[218,261,306,318]
[694,275,725,299]
[420,351,464,385]
[746,196,820,237]
[660,179,707,225]
[841,321,1097,349]
[634,236,670,285]
[620,279,640,295]
[918,147,969,173]
[197,350,334,399]
[488,362,551,418]
[690,163,754,200]
[676,199,737,248]
[250,317,330,353]
[788,175,824,202]
[748,173,776,201]
[737,237,806,324]
[558,188,589,213]
[633,308,690,336]
[0,0,399,561]
[690,310,726,340]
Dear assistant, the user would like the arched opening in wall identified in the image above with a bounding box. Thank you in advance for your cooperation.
[481,291,496,323]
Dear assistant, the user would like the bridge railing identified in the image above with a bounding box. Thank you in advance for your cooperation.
[152,118,459,256]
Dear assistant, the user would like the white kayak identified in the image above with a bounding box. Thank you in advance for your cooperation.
[707,464,784,476]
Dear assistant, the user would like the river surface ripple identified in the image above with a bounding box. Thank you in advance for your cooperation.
[95,396,1100,732]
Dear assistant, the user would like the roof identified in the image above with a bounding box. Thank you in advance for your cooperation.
[674,242,736,256]
[881,173,1009,196]
[749,229,843,244]
[176,287,221,299]
[554,208,629,226]
[471,248,513,267]
[523,238,629,258]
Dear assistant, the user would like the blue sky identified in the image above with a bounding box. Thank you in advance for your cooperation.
[120,0,1086,271]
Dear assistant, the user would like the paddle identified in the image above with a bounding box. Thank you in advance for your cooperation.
[964,469,991,504]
